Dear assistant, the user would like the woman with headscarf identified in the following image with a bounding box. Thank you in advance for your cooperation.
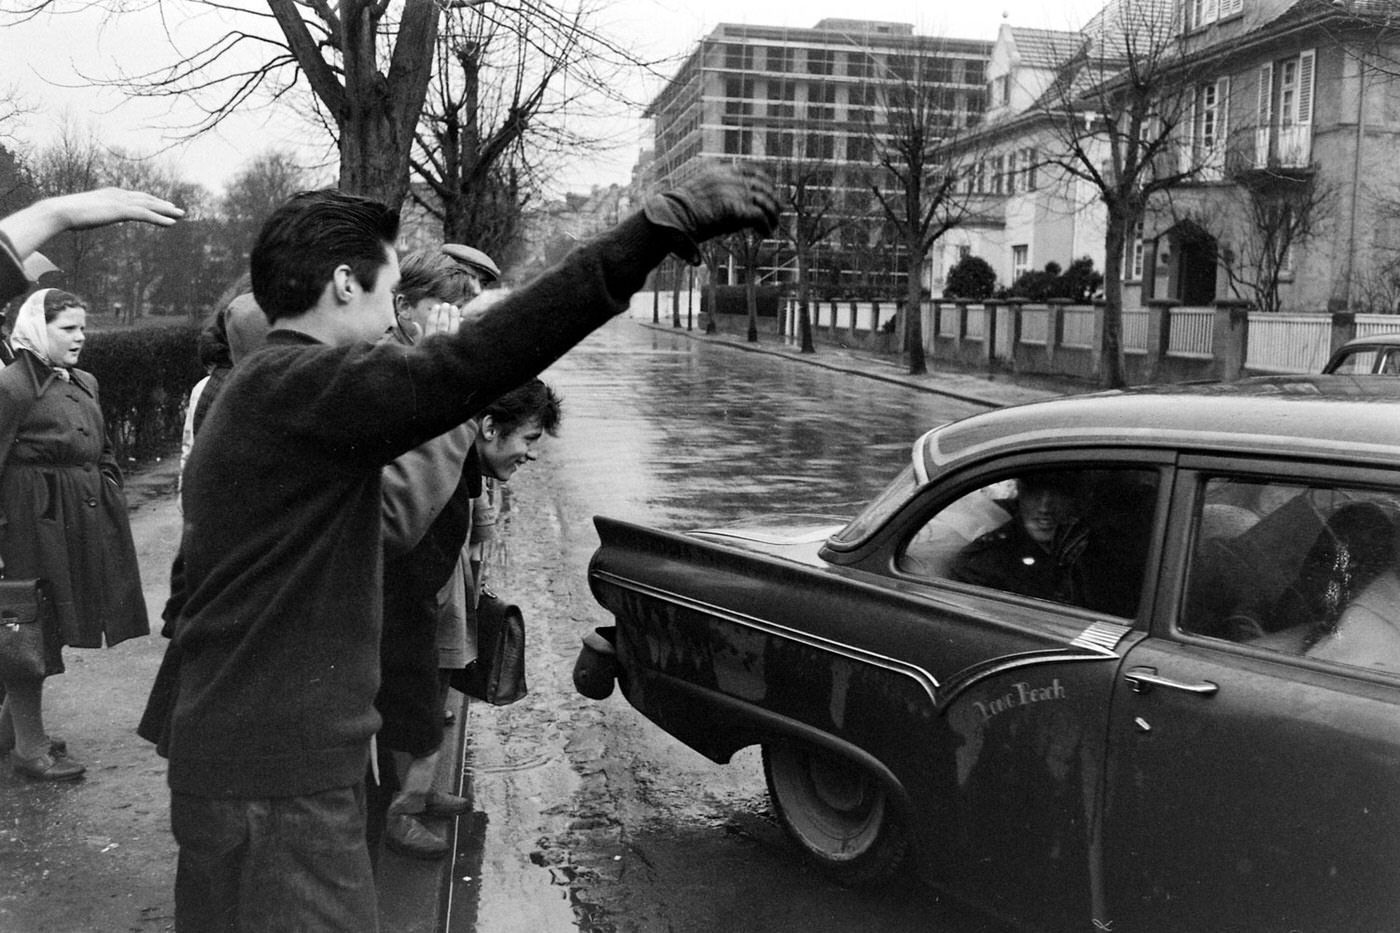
[0,288,148,780]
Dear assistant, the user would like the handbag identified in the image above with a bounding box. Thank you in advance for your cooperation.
[0,578,53,681]
[453,585,527,706]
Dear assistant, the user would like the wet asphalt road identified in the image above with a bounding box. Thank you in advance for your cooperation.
[451,318,1009,933]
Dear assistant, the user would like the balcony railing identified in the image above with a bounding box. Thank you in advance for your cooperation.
[1253,125,1313,170]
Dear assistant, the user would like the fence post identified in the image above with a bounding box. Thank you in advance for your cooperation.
[1047,299,1070,371]
[985,299,1003,368]
[1329,310,1357,359]
[850,300,859,339]
[1145,298,1178,383]
[1211,300,1250,381]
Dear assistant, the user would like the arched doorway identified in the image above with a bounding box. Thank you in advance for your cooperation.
[1166,222,1218,306]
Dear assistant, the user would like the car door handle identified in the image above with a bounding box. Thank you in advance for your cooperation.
[1124,667,1219,696]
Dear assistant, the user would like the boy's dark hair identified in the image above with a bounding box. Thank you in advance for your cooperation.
[483,379,563,436]
[250,189,400,323]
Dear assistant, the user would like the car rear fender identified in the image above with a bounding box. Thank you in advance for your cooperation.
[623,663,914,819]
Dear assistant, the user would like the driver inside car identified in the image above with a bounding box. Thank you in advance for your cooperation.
[950,473,1090,605]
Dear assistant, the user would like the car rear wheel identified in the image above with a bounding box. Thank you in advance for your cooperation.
[762,742,906,885]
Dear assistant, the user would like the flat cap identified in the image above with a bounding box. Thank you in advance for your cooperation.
[440,244,500,283]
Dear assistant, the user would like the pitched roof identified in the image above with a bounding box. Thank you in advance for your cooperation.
[1007,26,1085,69]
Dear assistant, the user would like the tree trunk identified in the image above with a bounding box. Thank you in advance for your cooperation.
[797,250,815,353]
[671,263,682,328]
[747,277,759,342]
[1100,214,1129,389]
[905,242,927,375]
[330,0,440,210]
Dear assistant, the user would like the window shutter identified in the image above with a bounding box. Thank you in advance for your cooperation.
[1225,0,1243,16]
[1296,50,1315,125]
[1183,93,1196,165]
[1217,76,1230,140]
[1257,62,1273,128]
[1203,0,1219,25]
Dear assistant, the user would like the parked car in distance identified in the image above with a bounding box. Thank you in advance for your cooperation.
[579,376,1400,932]
[1322,333,1400,374]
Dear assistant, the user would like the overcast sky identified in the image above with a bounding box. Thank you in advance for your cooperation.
[0,0,1104,198]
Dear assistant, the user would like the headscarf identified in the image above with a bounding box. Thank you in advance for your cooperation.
[11,288,72,381]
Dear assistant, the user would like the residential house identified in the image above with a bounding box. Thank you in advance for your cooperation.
[937,0,1400,314]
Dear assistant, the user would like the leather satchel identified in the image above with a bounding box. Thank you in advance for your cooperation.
[453,586,527,706]
[0,578,53,681]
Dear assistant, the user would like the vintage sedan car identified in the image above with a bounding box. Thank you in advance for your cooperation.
[1322,333,1400,374]
[580,376,1400,932]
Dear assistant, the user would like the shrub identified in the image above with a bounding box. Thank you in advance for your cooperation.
[1007,257,1103,303]
[944,256,997,300]
[1060,257,1103,303]
[81,324,203,463]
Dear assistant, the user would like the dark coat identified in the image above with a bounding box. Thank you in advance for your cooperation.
[0,351,148,650]
[951,518,1082,605]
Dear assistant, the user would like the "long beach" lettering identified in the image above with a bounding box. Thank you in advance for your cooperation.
[972,678,1067,722]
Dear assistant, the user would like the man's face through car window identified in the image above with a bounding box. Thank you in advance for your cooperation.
[1019,487,1075,548]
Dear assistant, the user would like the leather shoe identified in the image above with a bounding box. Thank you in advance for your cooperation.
[424,790,470,817]
[11,749,85,781]
[384,813,449,859]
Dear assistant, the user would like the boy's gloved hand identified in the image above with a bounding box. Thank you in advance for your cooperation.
[644,163,780,263]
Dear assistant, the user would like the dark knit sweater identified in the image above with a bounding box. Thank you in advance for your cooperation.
[163,212,669,797]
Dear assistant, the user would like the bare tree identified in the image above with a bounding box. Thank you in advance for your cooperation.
[103,152,194,320]
[713,230,776,343]
[1031,0,1214,387]
[866,54,983,375]
[28,121,110,300]
[220,150,313,269]
[778,140,848,354]
[33,0,450,208]
[1206,173,1334,314]
[410,1,649,262]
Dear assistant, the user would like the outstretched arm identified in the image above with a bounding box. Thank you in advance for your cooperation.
[0,188,185,301]
[1,188,183,257]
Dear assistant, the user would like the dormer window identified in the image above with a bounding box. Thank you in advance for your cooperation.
[988,74,1011,107]
[1187,0,1243,31]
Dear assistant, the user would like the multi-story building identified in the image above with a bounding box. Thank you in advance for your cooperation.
[644,19,992,294]
[936,0,1400,315]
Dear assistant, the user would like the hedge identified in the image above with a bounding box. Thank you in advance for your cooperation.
[79,324,203,463]
[700,285,782,318]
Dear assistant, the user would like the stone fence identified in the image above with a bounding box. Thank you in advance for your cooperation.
[778,296,1400,384]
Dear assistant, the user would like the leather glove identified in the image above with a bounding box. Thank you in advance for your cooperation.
[643,163,780,264]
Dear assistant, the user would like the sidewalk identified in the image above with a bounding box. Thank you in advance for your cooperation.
[635,320,1092,409]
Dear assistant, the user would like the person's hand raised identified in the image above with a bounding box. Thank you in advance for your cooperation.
[420,302,463,339]
[643,163,780,262]
[53,188,184,231]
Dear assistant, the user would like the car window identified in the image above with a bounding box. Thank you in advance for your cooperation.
[1181,476,1400,674]
[898,467,1160,617]
[1383,350,1400,375]
[1329,349,1379,375]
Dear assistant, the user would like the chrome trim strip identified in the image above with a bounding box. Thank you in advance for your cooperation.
[937,651,1124,709]
[592,569,941,703]
[594,570,1133,714]
[1070,621,1133,654]
[912,430,934,485]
